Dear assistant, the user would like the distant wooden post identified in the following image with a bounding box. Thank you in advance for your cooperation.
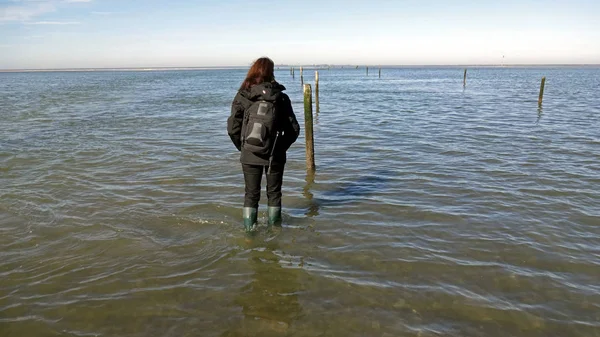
[463,69,467,87]
[538,77,546,106]
[292,67,295,79]
[379,67,381,79]
[315,70,320,113]
[300,66,304,85]
[366,66,369,76]
[303,84,315,171]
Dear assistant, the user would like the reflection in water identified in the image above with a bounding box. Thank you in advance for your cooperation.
[223,242,304,336]
[303,170,319,217]
[536,106,543,123]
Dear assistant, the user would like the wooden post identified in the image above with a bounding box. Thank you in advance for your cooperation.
[315,70,319,113]
[379,67,381,79]
[303,84,315,171]
[463,69,467,87]
[538,77,546,106]
[303,170,318,217]
[366,66,369,76]
[300,66,304,85]
[292,67,295,79]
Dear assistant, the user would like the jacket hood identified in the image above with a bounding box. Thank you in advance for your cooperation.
[242,81,286,101]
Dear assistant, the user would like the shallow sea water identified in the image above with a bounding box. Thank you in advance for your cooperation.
[1,66,599,336]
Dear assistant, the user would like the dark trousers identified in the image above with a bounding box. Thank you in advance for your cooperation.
[242,163,285,208]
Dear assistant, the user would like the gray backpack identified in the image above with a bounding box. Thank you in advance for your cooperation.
[241,96,280,156]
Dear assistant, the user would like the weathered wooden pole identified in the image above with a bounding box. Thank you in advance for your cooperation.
[292,67,295,79]
[366,66,369,76]
[538,77,546,106]
[303,84,315,171]
[300,66,304,85]
[315,70,320,113]
[463,69,467,87]
[379,67,381,79]
[303,170,318,217]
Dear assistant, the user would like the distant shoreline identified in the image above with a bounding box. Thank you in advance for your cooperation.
[1,64,599,73]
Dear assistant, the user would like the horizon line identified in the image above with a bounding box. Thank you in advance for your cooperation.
[1,63,599,73]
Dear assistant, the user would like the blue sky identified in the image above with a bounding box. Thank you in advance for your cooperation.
[1,0,599,69]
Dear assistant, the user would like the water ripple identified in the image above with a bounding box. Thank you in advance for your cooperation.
[1,67,599,336]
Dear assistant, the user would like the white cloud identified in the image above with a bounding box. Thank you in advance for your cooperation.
[24,34,46,39]
[0,0,89,23]
[0,3,55,22]
[26,21,80,25]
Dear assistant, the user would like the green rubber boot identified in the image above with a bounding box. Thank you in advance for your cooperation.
[243,207,258,233]
[267,206,282,227]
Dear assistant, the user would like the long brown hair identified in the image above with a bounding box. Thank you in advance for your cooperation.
[239,57,275,90]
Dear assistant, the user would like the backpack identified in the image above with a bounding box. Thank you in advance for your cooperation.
[241,95,280,156]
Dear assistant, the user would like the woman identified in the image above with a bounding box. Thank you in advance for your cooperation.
[227,57,300,233]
